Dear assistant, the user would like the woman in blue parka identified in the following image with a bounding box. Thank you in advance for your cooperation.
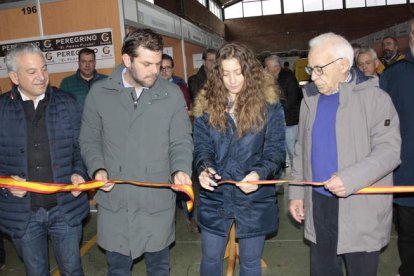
[193,43,286,276]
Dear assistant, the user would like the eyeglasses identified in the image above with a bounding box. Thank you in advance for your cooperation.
[305,57,343,76]
[160,66,172,71]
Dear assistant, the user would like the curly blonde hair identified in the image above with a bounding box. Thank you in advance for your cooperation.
[194,43,278,137]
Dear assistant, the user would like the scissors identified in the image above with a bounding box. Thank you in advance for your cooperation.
[202,161,219,187]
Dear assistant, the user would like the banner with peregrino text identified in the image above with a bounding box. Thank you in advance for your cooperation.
[0,28,115,78]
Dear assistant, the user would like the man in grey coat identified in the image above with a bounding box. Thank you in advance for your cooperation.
[288,33,401,276]
[79,29,193,276]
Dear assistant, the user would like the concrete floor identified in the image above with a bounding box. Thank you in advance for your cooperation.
[0,185,400,276]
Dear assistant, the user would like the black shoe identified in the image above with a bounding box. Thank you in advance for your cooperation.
[283,162,290,169]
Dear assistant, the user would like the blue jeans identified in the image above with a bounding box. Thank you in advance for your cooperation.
[285,125,298,167]
[201,230,265,276]
[106,247,170,276]
[12,206,84,276]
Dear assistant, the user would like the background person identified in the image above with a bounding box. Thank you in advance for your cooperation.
[60,47,107,107]
[265,54,302,171]
[356,46,380,77]
[188,48,216,104]
[160,53,191,110]
[380,19,414,276]
[193,43,286,276]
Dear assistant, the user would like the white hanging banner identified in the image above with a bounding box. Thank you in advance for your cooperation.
[0,28,115,78]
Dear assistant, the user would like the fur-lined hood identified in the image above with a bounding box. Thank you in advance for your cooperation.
[193,72,279,117]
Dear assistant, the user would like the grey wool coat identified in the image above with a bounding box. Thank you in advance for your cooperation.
[79,65,193,258]
[289,71,401,254]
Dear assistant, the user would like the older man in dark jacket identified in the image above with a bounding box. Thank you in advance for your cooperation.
[0,44,89,276]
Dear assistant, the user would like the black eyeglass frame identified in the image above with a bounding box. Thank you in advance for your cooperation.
[305,57,343,76]
[160,66,173,71]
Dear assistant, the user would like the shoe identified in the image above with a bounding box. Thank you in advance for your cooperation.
[283,162,289,169]
[0,263,5,270]
[186,218,199,233]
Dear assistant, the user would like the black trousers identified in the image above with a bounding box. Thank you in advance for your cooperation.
[0,232,5,264]
[311,190,380,276]
[395,204,414,276]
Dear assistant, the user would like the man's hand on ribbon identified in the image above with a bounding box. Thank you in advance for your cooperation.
[171,171,192,192]
[324,175,346,197]
[8,175,27,197]
[95,170,115,192]
[289,199,305,223]
[236,171,259,194]
[70,173,85,197]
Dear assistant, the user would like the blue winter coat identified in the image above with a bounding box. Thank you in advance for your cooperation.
[193,82,286,238]
[0,86,89,238]
[380,49,414,207]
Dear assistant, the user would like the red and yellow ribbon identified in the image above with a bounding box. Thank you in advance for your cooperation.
[0,176,194,212]
[2,176,414,213]
[219,179,414,194]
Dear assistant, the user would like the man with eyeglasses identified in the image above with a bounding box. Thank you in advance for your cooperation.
[289,32,401,276]
[356,47,380,77]
[160,54,191,109]
[380,19,414,276]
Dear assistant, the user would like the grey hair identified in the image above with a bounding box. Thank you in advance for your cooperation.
[410,19,414,38]
[309,32,354,69]
[356,46,378,61]
[5,43,43,73]
[264,54,282,67]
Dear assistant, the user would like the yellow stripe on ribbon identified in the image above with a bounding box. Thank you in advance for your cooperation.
[218,179,414,194]
[0,176,194,212]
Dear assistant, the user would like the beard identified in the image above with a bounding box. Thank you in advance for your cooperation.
[382,49,396,60]
[129,69,158,88]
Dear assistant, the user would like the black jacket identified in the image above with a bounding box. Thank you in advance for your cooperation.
[278,70,303,126]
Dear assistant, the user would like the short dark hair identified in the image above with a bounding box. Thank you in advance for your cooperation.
[162,53,174,68]
[122,28,163,59]
[78,48,95,60]
[351,42,361,50]
[382,36,398,45]
[202,48,216,60]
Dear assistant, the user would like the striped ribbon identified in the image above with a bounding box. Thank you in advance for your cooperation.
[220,179,414,194]
[0,176,194,212]
[2,176,414,213]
